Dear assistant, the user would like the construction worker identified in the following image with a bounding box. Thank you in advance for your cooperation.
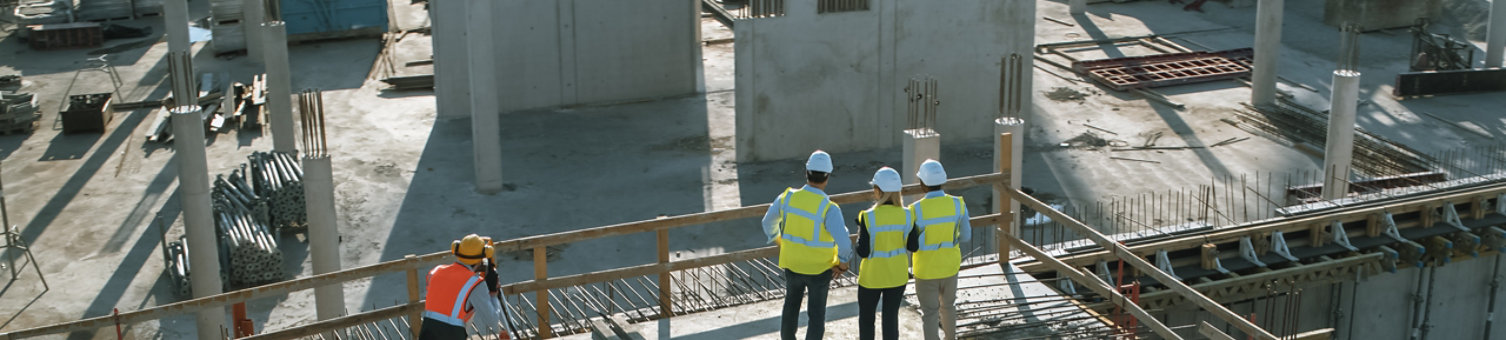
[761,150,854,340]
[854,167,915,340]
[909,159,970,340]
[420,234,502,339]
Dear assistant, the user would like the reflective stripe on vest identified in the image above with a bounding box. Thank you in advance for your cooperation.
[423,263,483,327]
[911,195,964,280]
[859,205,912,289]
[914,197,963,251]
[778,188,840,275]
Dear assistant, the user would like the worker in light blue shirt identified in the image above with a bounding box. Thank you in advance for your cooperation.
[760,150,853,340]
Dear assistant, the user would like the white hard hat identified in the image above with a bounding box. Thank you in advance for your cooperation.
[870,167,902,193]
[917,159,947,186]
[806,150,834,173]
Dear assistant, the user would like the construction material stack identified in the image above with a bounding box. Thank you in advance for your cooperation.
[214,208,282,286]
[0,86,40,135]
[74,0,133,21]
[250,151,306,231]
[60,93,111,133]
[209,0,244,54]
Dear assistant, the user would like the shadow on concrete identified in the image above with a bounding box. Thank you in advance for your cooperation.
[668,301,859,339]
[38,131,100,161]
[0,132,32,160]
[67,187,179,339]
[361,94,716,316]
[1072,12,1126,59]
[100,162,177,254]
[18,105,152,257]
[289,40,382,91]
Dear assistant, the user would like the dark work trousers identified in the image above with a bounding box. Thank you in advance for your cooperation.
[782,268,834,340]
[858,285,905,340]
[418,317,468,340]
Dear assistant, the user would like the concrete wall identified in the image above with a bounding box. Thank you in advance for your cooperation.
[490,0,700,113]
[734,0,1036,162]
[433,0,700,118]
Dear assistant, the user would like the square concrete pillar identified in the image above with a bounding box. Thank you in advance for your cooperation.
[902,128,940,202]
[244,0,265,64]
[468,0,503,193]
[262,22,296,153]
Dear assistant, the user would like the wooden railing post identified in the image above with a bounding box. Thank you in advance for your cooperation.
[658,229,672,318]
[534,246,552,338]
[405,255,422,339]
[996,131,1015,263]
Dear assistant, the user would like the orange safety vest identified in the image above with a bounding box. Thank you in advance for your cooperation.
[424,262,484,327]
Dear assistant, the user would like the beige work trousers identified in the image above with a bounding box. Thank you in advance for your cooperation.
[915,275,959,340]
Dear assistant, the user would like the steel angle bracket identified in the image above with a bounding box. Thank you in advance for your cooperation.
[1331,221,1359,251]
[1382,213,1428,268]
[1059,277,1079,295]
[1240,237,1267,267]
[1271,231,1299,262]
[1382,213,1406,242]
[1097,260,1115,287]
[1376,246,1400,273]
[1442,203,1469,231]
[1156,249,1180,281]
[1209,255,1231,274]
[1485,226,1506,251]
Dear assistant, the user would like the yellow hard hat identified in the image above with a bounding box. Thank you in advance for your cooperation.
[451,234,495,265]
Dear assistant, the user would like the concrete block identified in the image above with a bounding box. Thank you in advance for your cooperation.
[1323,0,1440,31]
[735,0,1035,162]
[431,0,470,118]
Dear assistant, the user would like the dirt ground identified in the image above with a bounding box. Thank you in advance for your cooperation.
[0,0,1501,338]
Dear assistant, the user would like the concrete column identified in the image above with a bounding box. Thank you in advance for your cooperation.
[302,156,344,320]
[468,0,504,194]
[262,22,297,153]
[1488,0,1506,68]
[172,106,226,340]
[431,0,470,118]
[1321,70,1360,200]
[994,118,1024,256]
[162,0,189,53]
[902,129,940,202]
[1069,0,1086,14]
[1251,0,1284,108]
[244,0,265,64]
[167,51,196,107]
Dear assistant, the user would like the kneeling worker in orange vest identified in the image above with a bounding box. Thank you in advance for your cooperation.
[420,234,503,339]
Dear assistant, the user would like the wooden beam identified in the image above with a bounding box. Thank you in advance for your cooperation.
[657,229,672,318]
[1018,183,1506,273]
[489,172,1009,253]
[1007,236,1184,340]
[1198,321,1236,340]
[534,246,551,338]
[243,303,419,340]
[1005,187,1280,340]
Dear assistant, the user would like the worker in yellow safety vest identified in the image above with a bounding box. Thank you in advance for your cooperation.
[908,159,971,340]
[854,167,915,340]
[420,234,503,339]
[761,150,854,340]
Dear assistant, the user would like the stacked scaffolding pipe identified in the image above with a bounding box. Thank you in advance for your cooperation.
[249,151,307,230]
[215,208,284,286]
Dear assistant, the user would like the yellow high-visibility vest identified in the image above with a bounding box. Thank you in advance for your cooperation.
[776,188,840,275]
[858,205,912,289]
[910,195,964,279]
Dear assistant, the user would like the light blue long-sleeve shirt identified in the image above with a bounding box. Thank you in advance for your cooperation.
[466,279,502,335]
[761,185,854,263]
[922,190,971,243]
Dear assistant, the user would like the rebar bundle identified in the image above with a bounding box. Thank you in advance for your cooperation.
[249,151,307,230]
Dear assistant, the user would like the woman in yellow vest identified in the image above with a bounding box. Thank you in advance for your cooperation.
[854,167,916,340]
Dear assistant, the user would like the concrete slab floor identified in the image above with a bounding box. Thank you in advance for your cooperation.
[0,0,1499,338]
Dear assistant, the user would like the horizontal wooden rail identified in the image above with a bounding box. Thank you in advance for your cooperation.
[1005,235,1183,340]
[0,172,1008,339]
[1019,181,1506,273]
[242,303,421,340]
[503,213,1007,295]
[0,256,427,339]
[489,172,1009,253]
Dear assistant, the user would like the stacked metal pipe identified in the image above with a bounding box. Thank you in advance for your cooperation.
[249,151,307,230]
[165,236,193,298]
[214,207,284,286]
[214,167,271,226]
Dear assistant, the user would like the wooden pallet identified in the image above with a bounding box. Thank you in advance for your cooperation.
[0,120,38,135]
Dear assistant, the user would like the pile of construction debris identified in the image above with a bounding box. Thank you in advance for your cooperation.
[144,73,266,142]
[0,76,40,135]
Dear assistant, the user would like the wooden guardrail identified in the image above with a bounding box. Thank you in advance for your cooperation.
[0,172,1009,339]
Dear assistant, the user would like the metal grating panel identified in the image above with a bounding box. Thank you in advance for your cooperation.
[1073,48,1255,91]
